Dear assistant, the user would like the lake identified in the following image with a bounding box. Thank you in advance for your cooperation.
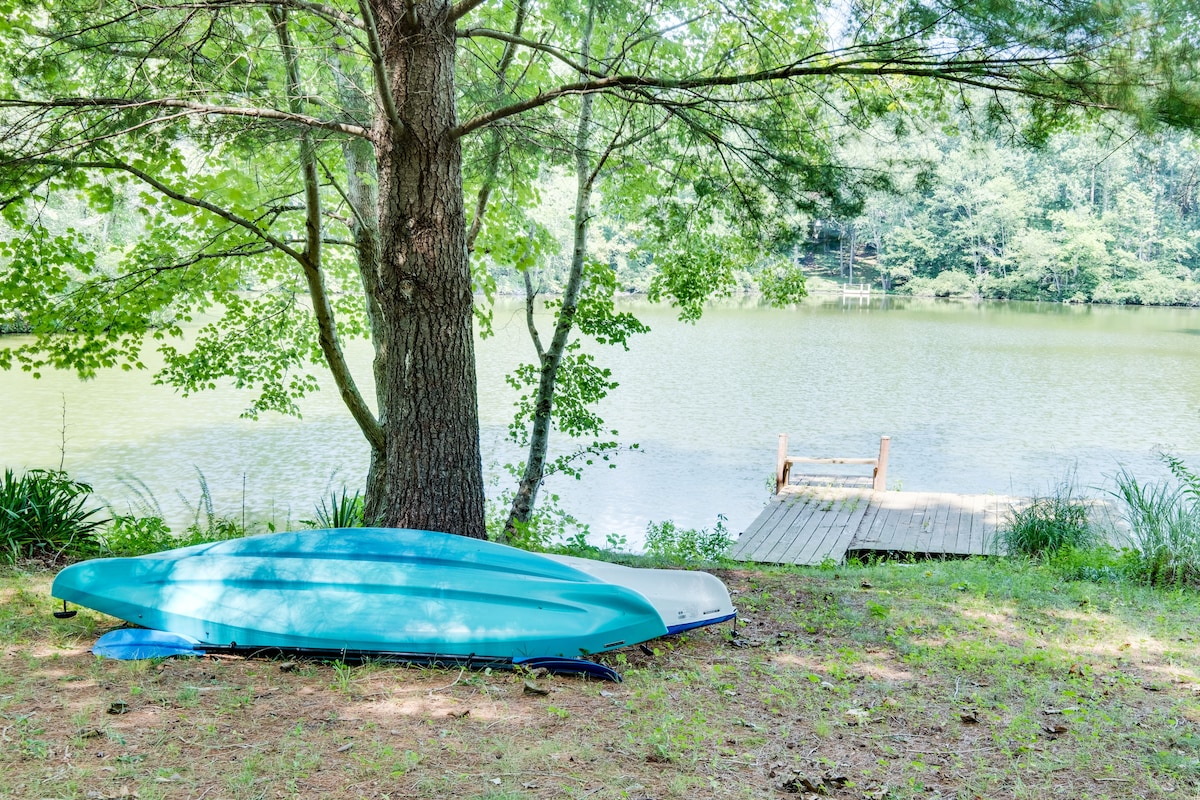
[3,295,1199,546]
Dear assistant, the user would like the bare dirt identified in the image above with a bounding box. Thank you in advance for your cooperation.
[4,566,1200,799]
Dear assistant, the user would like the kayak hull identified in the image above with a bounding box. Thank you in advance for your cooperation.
[53,528,669,659]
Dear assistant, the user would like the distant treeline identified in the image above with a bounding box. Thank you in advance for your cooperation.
[801,129,1200,305]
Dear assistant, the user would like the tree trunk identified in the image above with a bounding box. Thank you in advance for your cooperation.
[503,0,599,540]
[365,0,485,538]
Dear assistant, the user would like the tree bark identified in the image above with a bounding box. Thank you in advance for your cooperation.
[365,0,485,537]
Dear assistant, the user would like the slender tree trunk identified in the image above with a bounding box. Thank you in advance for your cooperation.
[365,0,485,537]
[342,133,389,526]
[504,0,598,539]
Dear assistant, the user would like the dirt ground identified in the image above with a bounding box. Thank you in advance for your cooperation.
[4,565,1200,799]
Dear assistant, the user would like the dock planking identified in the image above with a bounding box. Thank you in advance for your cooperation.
[731,486,1024,565]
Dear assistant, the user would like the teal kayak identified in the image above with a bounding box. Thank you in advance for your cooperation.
[52,528,669,660]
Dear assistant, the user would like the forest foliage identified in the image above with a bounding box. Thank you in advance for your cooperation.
[2,0,1199,533]
[484,124,1200,307]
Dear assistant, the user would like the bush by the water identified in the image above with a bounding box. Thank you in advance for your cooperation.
[0,468,106,563]
[644,516,733,563]
[102,514,178,557]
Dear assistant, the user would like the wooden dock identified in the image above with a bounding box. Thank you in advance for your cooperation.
[741,434,1123,565]
[731,484,1015,565]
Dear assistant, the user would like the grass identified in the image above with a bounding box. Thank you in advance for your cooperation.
[4,558,1200,799]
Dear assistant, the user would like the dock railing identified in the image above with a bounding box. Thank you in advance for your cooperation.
[775,434,891,494]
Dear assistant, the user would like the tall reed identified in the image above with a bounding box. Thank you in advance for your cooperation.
[1114,457,1200,587]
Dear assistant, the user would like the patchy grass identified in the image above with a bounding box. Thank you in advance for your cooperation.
[3,559,1200,799]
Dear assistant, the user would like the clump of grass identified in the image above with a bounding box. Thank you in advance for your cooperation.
[999,472,1095,559]
[0,468,106,564]
[1114,454,1200,587]
[178,469,246,543]
[303,488,366,529]
[99,471,269,558]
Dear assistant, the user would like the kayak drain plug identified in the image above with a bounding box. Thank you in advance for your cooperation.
[53,600,77,619]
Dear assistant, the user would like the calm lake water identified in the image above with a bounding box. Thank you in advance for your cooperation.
[3,295,1200,546]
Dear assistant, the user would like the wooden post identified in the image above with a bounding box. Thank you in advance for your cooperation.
[776,433,789,494]
[872,435,891,491]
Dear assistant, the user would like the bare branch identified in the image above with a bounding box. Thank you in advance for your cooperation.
[522,266,545,362]
[465,0,531,255]
[458,28,598,78]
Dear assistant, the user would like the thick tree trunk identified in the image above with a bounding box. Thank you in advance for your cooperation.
[365,0,486,538]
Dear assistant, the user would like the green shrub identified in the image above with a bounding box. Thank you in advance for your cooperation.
[644,516,733,563]
[102,514,176,557]
[999,474,1095,559]
[1113,456,1200,587]
[486,491,594,552]
[903,271,978,299]
[0,468,106,564]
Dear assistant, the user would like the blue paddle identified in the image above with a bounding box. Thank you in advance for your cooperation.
[91,629,622,681]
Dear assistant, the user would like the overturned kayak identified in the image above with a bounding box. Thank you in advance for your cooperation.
[541,554,736,634]
[53,528,673,663]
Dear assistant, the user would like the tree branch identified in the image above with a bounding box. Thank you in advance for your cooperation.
[522,266,545,362]
[465,0,530,255]
[449,0,489,23]
[0,97,372,139]
[451,55,1124,139]
[356,0,403,137]
[458,28,598,78]
[270,4,383,452]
